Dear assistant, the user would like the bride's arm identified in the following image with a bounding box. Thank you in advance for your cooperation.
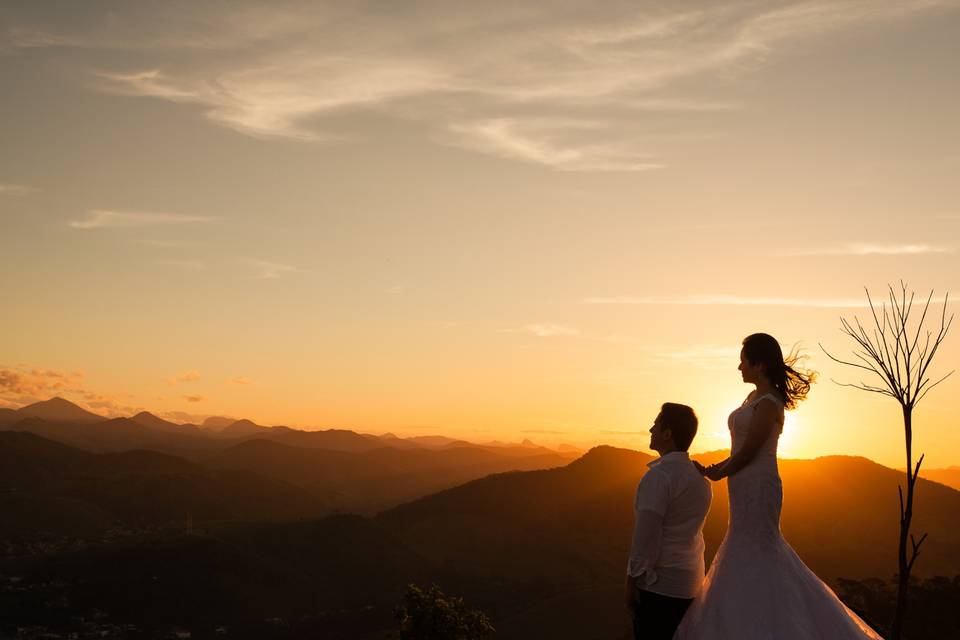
[712,400,779,479]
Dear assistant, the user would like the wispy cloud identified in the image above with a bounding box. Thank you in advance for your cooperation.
[0,183,37,196]
[647,345,742,370]
[0,365,85,398]
[167,371,201,386]
[0,363,139,417]
[583,294,874,308]
[229,376,253,385]
[506,324,581,337]
[157,259,206,270]
[69,209,218,229]
[785,243,954,256]
[183,395,206,403]
[249,259,300,279]
[444,118,664,171]
[17,0,944,171]
[137,239,198,248]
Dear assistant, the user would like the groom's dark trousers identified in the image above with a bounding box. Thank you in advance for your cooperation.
[630,588,693,640]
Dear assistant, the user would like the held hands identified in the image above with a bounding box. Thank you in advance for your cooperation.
[693,460,725,481]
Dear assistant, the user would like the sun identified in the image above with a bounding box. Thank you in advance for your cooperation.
[778,411,800,458]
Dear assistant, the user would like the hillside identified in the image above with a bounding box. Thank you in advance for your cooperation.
[2,443,959,639]
[205,439,573,513]
[378,446,960,639]
[0,432,326,541]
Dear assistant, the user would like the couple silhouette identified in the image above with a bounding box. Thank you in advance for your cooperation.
[625,333,883,639]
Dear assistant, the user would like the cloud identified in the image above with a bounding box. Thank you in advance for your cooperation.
[249,259,300,279]
[0,365,85,397]
[0,183,37,196]
[229,376,253,385]
[0,363,138,417]
[158,259,206,270]
[21,0,944,171]
[69,209,219,229]
[183,395,206,403]
[138,239,197,248]
[582,294,876,308]
[508,324,580,337]
[167,371,201,386]
[443,118,664,172]
[646,345,742,370]
[785,243,954,256]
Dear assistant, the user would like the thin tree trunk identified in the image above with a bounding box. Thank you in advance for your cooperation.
[890,406,913,640]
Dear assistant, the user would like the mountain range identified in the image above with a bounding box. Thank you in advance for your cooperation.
[1,397,958,639]
[0,397,578,518]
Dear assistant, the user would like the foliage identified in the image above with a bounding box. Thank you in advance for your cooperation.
[394,584,495,640]
[837,575,960,639]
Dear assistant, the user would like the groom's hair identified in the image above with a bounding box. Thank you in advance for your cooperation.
[660,403,698,451]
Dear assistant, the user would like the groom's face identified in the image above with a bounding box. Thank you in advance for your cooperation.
[649,414,673,453]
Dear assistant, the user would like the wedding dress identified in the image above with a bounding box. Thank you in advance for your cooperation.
[673,392,883,639]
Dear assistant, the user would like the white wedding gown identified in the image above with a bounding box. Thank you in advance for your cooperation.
[673,393,883,639]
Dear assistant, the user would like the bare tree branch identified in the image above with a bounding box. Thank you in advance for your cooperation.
[822,284,952,640]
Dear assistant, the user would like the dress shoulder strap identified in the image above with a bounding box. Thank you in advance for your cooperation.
[751,392,784,407]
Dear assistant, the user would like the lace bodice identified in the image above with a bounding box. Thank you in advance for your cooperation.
[728,391,784,459]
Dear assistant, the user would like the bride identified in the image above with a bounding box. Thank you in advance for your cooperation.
[674,333,882,639]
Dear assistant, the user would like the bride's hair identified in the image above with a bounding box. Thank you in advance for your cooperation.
[742,333,816,410]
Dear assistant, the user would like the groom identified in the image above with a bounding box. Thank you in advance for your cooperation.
[625,403,712,640]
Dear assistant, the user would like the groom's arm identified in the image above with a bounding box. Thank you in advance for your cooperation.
[626,471,668,597]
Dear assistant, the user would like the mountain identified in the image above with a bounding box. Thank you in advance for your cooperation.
[201,416,237,431]
[2,442,958,639]
[0,407,20,425]
[14,397,104,423]
[0,431,326,540]
[924,466,960,491]
[377,446,960,639]
[3,416,225,459]
[129,411,204,435]
[203,438,574,513]
[250,426,396,452]
[218,419,270,437]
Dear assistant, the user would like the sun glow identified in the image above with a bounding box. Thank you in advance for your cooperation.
[779,412,800,458]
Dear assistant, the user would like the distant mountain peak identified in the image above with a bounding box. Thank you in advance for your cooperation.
[202,416,238,431]
[16,396,104,423]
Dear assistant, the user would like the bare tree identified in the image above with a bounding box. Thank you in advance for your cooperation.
[821,283,953,640]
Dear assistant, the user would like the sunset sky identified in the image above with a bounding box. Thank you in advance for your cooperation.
[1,1,958,468]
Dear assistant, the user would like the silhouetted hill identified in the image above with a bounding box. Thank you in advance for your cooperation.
[14,397,104,423]
[376,446,960,639]
[219,419,270,437]
[0,432,326,540]
[130,411,205,435]
[201,416,237,431]
[2,416,224,459]
[2,441,959,639]
[204,438,574,513]
[925,466,960,491]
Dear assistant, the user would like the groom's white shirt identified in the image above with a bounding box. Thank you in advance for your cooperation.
[628,451,712,599]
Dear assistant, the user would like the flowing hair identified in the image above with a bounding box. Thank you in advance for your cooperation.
[742,333,816,410]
